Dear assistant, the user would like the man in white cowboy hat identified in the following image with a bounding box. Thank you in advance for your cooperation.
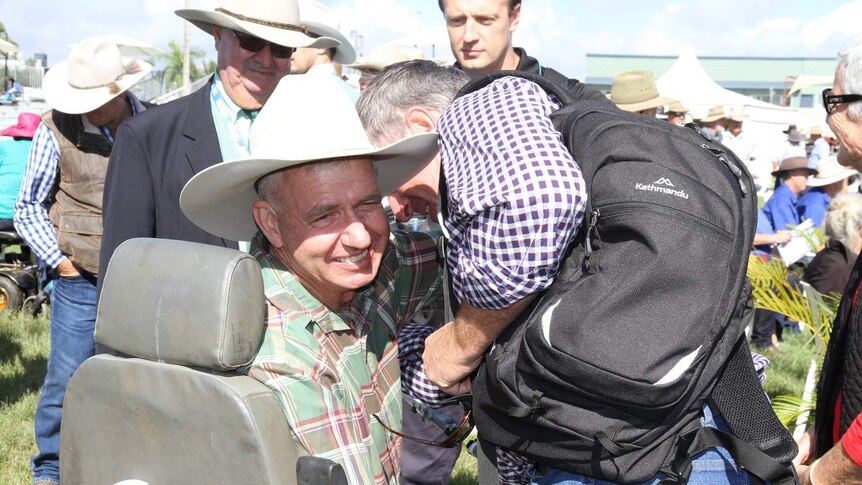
[436,0,607,104]
[11,35,152,485]
[291,0,359,102]
[699,105,726,142]
[799,155,858,227]
[610,70,675,117]
[664,101,689,124]
[99,0,340,285]
[808,124,832,169]
[348,45,426,91]
[722,107,752,163]
[762,156,817,235]
[180,74,448,485]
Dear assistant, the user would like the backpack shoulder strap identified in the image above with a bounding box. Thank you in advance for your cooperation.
[455,70,575,105]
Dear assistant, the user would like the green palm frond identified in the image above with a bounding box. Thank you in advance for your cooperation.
[771,394,817,428]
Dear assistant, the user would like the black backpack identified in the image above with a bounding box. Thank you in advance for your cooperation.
[442,72,798,484]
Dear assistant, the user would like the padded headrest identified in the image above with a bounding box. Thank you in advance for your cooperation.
[96,238,265,371]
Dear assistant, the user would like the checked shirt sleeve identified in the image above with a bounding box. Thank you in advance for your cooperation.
[14,122,65,268]
[438,77,587,309]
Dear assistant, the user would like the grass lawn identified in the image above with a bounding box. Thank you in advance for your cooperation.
[0,311,813,485]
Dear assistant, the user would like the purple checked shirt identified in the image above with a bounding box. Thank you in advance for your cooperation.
[438,76,587,310]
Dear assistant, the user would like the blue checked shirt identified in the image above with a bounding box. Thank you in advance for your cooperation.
[14,96,139,268]
[438,76,587,310]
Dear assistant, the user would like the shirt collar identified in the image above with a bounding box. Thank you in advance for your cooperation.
[212,72,259,123]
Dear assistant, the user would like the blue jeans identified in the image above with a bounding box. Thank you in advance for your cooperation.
[530,406,752,485]
[32,274,97,484]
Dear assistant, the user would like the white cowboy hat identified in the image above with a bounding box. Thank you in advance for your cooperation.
[808,156,858,187]
[42,36,152,115]
[727,107,748,122]
[700,105,726,123]
[176,0,338,50]
[299,0,356,64]
[610,70,675,113]
[348,45,425,73]
[180,74,438,241]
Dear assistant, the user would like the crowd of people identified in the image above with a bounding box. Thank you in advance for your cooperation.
[3,0,862,484]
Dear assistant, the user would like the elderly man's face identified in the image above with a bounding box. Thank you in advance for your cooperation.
[828,71,862,171]
[213,26,291,110]
[254,159,389,310]
[443,0,520,77]
[388,152,442,223]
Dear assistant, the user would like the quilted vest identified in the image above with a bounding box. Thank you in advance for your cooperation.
[44,110,112,276]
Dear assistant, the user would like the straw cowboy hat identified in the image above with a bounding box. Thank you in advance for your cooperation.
[180,74,438,241]
[0,112,40,139]
[299,0,356,64]
[42,36,152,115]
[772,156,817,177]
[727,107,748,122]
[808,156,857,187]
[348,45,425,73]
[176,0,338,50]
[610,70,675,112]
[700,106,726,123]
[809,125,823,136]
[666,101,689,114]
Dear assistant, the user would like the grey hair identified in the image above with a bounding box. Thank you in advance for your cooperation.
[824,193,862,251]
[837,36,862,121]
[356,59,468,146]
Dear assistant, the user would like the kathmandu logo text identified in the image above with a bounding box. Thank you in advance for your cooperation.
[635,177,690,199]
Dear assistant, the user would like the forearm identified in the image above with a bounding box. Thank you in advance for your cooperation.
[805,441,862,484]
[450,295,537,361]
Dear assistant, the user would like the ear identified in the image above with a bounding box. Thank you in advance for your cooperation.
[404,107,437,135]
[509,3,521,32]
[212,26,223,47]
[252,200,284,249]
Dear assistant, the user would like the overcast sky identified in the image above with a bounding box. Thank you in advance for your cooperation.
[4,0,862,79]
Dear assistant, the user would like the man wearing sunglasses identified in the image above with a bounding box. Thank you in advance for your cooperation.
[99,1,340,284]
[795,36,862,485]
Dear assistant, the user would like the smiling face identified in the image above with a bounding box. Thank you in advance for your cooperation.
[253,159,389,310]
[213,26,292,110]
[442,0,520,78]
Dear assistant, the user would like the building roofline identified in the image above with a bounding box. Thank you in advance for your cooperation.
[586,53,836,62]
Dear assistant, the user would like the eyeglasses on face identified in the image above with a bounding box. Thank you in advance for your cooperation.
[231,30,295,59]
[823,88,862,114]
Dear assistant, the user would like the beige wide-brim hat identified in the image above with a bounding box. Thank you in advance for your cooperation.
[180,73,438,241]
[808,156,858,187]
[772,156,817,177]
[176,0,338,50]
[666,101,689,114]
[43,36,152,115]
[348,45,425,72]
[727,107,748,122]
[700,105,726,123]
[610,70,675,112]
[299,0,356,64]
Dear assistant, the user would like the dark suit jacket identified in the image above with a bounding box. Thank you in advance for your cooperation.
[99,80,238,284]
[804,239,858,297]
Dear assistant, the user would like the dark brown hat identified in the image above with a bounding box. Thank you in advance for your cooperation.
[771,156,817,177]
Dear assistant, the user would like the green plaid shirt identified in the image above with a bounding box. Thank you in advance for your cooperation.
[243,230,443,485]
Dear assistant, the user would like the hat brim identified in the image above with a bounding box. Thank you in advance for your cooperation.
[180,132,439,241]
[176,9,339,50]
[772,167,818,177]
[0,126,34,138]
[303,20,356,65]
[616,95,676,113]
[700,113,725,122]
[42,59,152,114]
[808,168,858,187]
[346,59,386,72]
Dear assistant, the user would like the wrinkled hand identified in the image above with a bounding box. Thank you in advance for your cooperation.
[56,258,80,278]
[423,324,481,395]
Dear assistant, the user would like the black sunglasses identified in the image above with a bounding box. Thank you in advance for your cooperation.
[823,88,862,114]
[231,30,295,59]
[373,395,474,448]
